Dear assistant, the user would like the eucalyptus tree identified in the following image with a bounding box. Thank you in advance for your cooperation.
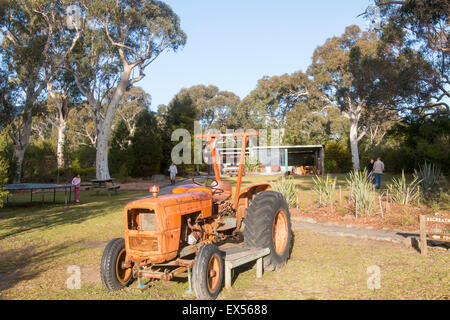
[174,85,241,130]
[372,0,449,116]
[45,69,82,169]
[308,25,399,169]
[68,0,186,179]
[0,0,80,181]
[241,72,314,130]
[113,86,151,141]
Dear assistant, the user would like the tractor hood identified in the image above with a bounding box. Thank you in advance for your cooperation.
[125,184,213,211]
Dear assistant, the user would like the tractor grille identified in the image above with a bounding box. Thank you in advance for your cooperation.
[129,236,158,251]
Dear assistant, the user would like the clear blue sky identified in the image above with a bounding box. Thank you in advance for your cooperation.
[141,0,372,110]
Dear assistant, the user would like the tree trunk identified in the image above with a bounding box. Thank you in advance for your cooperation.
[57,120,66,169]
[12,111,33,183]
[349,118,360,170]
[94,69,131,180]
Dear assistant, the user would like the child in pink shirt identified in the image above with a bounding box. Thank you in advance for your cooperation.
[72,174,81,203]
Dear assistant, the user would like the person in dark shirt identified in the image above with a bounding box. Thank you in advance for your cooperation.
[367,159,374,185]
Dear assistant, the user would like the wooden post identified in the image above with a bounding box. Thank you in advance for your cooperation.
[378,195,383,218]
[385,189,389,214]
[256,257,263,278]
[420,215,428,256]
[225,262,232,289]
[319,185,322,207]
[339,186,342,204]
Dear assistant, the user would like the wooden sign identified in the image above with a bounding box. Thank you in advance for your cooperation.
[420,215,450,256]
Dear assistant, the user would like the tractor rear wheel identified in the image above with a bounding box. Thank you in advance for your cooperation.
[100,238,133,291]
[192,244,224,300]
[243,190,292,271]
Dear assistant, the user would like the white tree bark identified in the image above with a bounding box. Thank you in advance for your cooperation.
[345,100,366,170]
[94,68,132,179]
[56,120,66,168]
[349,119,360,170]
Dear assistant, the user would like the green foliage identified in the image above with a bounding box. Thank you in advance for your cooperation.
[160,93,199,174]
[324,141,353,173]
[22,139,57,182]
[109,119,132,175]
[0,158,9,208]
[71,145,96,170]
[312,174,337,207]
[388,171,422,205]
[55,167,97,182]
[414,162,441,196]
[118,163,131,182]
[272,176,297,208]
[346,169,375,216]
[0,130,17,183]
[244,155,260,173]
[131,110,163,177]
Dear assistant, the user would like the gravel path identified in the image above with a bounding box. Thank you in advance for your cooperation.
[292,216,450,251]
[292,216,419,246]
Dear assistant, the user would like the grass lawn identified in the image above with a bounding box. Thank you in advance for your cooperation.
[0,181,448,300]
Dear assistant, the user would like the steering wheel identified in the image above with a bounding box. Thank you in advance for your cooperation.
[192,176,219,188]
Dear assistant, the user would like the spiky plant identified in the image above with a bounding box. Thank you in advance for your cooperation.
[388,170,422,205]
[272,176,297,208]
[244,155,259,173]
[346,169,375,216]
[414,162,441,196]
[312,174,337,207]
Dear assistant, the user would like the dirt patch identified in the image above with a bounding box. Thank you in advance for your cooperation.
[291,202,449,232]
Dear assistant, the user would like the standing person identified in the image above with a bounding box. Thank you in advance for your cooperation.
[367,159,374,184]
[72,174,81,203]
[168,162,178,185]
[373,157,385,189]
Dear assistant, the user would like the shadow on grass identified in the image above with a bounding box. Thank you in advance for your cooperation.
[0,191,146,241]
[0,240,85,293]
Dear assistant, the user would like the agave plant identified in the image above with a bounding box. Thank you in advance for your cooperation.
[346,169,375,216]
[414,162,441,196]
[312,174,337,207]
[388,170,422,205]
[272,176,297,208]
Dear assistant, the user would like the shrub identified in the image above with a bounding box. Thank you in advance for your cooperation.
[272,176,297,208]
[414,162,441,199]
[312,174,337,207]
[244,156,259,173]
[346,169,376,216]
[0,158,9,208]
[325,141,353,173]
[388,170,421,205]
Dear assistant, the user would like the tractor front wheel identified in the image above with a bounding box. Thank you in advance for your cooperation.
[243,191,292,271]
[192,244,224,300]
[100,238,134,291]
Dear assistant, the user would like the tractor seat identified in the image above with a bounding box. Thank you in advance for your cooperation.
[212,181,232,202]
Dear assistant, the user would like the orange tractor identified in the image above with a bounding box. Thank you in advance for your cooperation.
[100,132,293,299]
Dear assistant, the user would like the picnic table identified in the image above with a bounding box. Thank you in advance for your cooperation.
[89,178,120,195]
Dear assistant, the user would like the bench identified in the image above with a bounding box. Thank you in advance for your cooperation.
[222,167,241,177]
[221,247,270,289]
[108,185,121,194]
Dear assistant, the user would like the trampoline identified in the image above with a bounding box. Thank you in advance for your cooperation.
[1,183,75,205]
